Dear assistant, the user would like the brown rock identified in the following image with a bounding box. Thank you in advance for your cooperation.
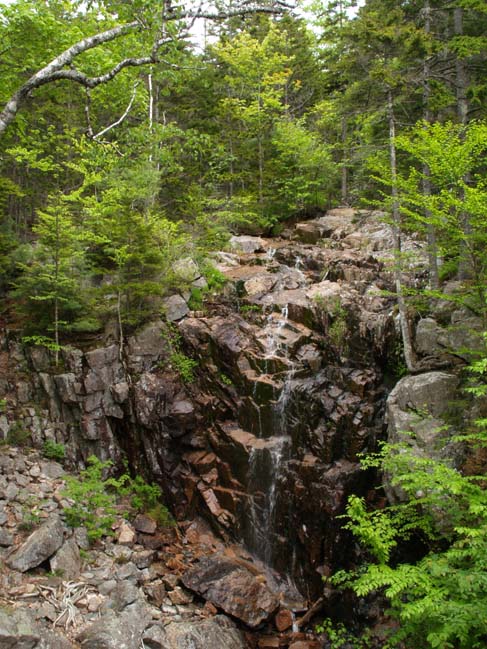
[182,554,279,628]
[184,518,218,548]
[168,586,193,606]
[201,601,218,617]
[144,581,166,607]
[275,608,293,632]
[162,573,180,590]
[258,639,280,649]
[133,514,157,535]
[166,556,185,571]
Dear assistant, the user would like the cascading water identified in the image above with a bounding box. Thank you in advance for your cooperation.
[245,303,297,566]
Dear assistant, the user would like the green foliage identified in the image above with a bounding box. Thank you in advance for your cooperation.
[187,288,204,311]
[369,120,487,319]
[21,335,62,353]
[63,456,173,541]
[239,304,262,315]
[187,263,227,310]
[219,372,233,386]
[18,496,42,532]
[313,295,348,351]
[211,21,332,227]
[202,263,227,293]
[333,427,487,648]
[18,509,41,533]
[385,339,408,381]
[268,118,337,218]
[120,474,161,512]
[13,193,88,342]
[63,456,122,541]
[42,440,65,462]
[145,502,175,528]
[118,470,175,526]
[161,324,199,383]
[169,351,198,384]
[316,618,368,649]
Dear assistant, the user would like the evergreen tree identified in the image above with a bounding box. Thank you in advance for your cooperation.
[13,193,87,363]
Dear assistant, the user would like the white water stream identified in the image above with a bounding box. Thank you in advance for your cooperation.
[247,302,297,565]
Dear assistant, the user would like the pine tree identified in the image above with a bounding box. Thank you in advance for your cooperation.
[13,193,86,364]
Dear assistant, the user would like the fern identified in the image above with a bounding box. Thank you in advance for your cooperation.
[333,439,487,648]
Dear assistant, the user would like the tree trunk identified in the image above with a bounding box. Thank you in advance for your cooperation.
[453,6,472,280]
[145,69,157,218]
[423,0,439,290]
[388,89,416,373]
[117,289,124,362]
[454,8,469,127]
[340,116,348,205]
[54,210,60,367]
[258,134,264,207]
[229,137,234,199]
[257,83,264,208]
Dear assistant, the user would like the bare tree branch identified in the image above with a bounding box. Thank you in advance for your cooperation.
[0,3,291,137]
[48,57,155,88]
[93,82,139,140]
[0,22,140,136]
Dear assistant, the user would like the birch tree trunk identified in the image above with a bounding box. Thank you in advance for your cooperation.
[388,89,416,373]
[0,23,141,136]
[423,0,439,289]
[453,6,472,280]
[340,117,348,205]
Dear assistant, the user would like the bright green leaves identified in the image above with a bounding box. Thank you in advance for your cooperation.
[393,119,487,314]
[211,20,332,227]
[341,495,399,565]
[396,121,487,187]
[269,118,336,218]
[334,428,487,648]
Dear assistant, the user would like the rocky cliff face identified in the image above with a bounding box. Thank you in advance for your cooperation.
[2,207,477,602]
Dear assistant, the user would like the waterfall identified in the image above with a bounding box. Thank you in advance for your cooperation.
[245,303,296,567]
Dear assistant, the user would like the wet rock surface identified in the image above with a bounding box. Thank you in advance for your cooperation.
[0,207,478,642]
[0,209,405,596]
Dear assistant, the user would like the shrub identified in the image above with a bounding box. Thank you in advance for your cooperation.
[161,324,199,383]
[62,456,122,541]
[43,440,66,461]
[6,421,31,447]
[63,456,174,542]
[331,441,487,649]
